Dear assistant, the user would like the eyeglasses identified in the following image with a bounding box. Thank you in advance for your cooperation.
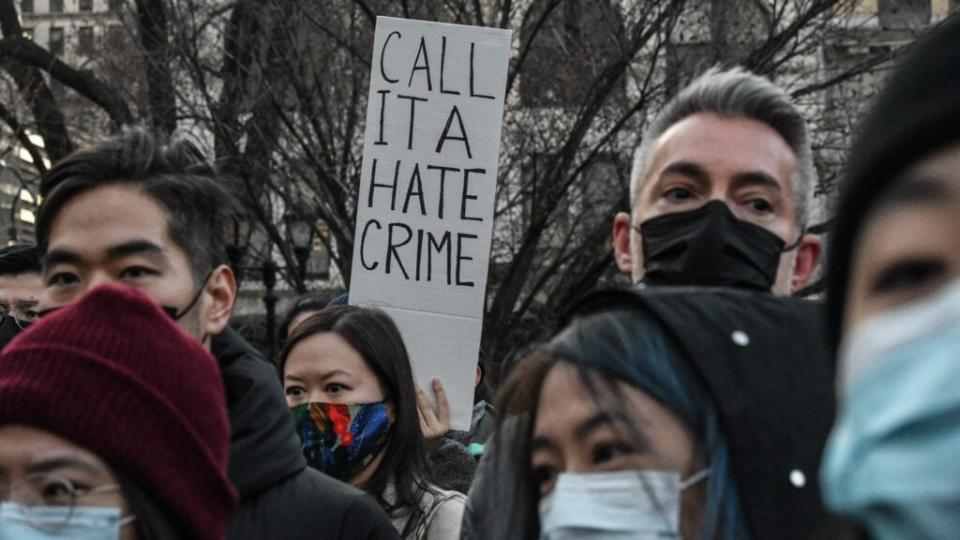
[0,301,39,329]
[0,473,134,532]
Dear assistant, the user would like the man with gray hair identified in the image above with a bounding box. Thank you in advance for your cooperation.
[612,66,821,295]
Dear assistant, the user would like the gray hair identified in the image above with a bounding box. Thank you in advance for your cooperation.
[630,66,816,226]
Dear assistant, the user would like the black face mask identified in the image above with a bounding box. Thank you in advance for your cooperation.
[639,200,801,291]
[0,316,30,350]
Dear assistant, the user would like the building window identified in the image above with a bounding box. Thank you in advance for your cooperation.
[21,0,33,14]
[109,0,124,12]
[49,0,63,13]
[79,0,93,11]
[78,26,94,55]
[48,27,64,56]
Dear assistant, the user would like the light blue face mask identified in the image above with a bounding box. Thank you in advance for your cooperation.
[0,502,134,540]
[538,468,709,540]
[821,279,960,540]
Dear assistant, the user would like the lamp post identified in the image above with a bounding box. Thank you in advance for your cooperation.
[225,216,281,357]
[284,200,316,291]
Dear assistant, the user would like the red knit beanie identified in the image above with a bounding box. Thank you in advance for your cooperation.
[0,284,237,539]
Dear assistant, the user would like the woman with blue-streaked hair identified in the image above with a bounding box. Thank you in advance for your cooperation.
[478,287,837,540]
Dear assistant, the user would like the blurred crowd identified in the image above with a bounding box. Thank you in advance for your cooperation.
[0,12,957,540]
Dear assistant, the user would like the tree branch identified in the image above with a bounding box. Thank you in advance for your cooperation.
[135,0,177,134]
[0,36,134,127]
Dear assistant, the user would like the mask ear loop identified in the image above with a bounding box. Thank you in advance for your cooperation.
[679,468,711,491]
[169,269,216,321]
[782,225,807,252]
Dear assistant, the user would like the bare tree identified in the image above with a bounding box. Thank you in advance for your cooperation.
[0,0,914,382]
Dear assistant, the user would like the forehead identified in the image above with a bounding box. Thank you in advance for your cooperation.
[870,144,960,217]
[855,145,960,261]
[534,363,682,438]
[534,364,596,432]
[0,425,106,470]
[46,184,176,257]
[647,113,799,188]
[285,332,376,379]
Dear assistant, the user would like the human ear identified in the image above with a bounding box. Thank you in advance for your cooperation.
[790,234,822,291]
[612,212,634,273]
[201,264,237,337]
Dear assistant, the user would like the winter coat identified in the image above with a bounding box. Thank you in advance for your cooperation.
[212,327,399,540]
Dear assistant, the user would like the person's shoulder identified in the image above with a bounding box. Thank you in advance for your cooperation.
[279,468,399,538]
[298,466,374,502]
[420,485,466,539]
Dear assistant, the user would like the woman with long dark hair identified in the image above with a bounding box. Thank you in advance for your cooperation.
[279,306,465,539]
[476,287,837,540]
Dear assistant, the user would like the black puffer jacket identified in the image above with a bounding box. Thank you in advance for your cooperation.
[213,328,399,540]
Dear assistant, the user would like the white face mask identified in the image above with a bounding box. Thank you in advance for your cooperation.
[0,502,133,540]
[538,468,709,540]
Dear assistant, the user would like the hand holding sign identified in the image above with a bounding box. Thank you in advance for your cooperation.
[416,379,451,449]
[350,17,511,430]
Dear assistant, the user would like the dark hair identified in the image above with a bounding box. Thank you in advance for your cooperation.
[826,15,960,348]
[279,306,432,535]
[36,127,239,283]
[278,292,338,339]
[0,244,41,277]
[490,308,748,540]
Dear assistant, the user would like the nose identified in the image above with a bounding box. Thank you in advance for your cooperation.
[87,271,118,291]
[308,389,328,403]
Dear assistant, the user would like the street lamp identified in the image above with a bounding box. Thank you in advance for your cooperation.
[224,216,281,358]
[284,200,316,288]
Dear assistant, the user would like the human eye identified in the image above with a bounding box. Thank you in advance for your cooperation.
[592,439,635,465]
[36,475,77,506]
[119,266,158,281]
[744,197,775,215]
[284,386,306,398]
[662,186,696,203]
[325,383,350,395]
[869,257,947,298]
[46,271,80,288]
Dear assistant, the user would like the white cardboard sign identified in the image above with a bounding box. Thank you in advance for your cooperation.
[350,17,511,430]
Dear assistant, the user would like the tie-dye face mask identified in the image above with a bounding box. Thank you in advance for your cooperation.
[291,401,392,482]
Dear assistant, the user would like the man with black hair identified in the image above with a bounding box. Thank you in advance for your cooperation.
[35,128,398,540]
[0,244,41,348]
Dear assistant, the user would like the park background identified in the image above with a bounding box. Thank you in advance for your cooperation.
[0,0,951,387]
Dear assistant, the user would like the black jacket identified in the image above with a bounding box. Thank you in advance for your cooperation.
[573,287,838,540]
[213,328,399,540]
